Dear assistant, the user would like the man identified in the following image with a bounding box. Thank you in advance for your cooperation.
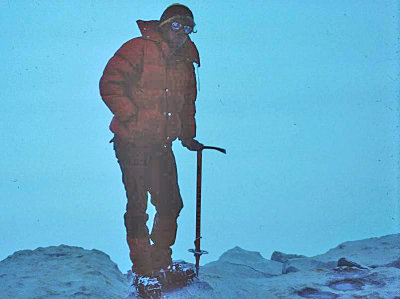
[99,3,202,295]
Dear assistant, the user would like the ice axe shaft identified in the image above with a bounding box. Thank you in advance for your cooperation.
[189,145,226,277]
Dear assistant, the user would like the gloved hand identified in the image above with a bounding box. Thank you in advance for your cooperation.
[181,138,204,151]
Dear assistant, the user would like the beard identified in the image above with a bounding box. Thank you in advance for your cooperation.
[169,36,188,49]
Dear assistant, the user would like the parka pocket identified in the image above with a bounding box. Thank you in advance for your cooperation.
[135,109,164,137]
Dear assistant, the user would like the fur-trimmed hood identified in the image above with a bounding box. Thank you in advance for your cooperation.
[136,20,200,66]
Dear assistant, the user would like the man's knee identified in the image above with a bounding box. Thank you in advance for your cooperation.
[156,196,183,218]
[150,214,179,247]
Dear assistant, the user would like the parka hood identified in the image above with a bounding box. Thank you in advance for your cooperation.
[136,20,200,66]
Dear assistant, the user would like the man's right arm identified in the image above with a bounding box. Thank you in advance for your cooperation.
[99,38,144,123]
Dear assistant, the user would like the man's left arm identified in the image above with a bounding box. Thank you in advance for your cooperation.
[179,64,203,151]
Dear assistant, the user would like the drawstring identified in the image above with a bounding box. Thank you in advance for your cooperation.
[196,64,200,92]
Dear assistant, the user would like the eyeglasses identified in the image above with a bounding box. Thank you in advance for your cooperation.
[170,21,193,34]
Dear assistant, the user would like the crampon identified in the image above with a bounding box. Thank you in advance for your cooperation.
[132,274,162,299]
[156,261,196,291]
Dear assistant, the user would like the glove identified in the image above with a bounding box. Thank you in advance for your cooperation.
[181,138,204,151]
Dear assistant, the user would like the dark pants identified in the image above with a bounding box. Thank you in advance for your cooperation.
[113,137,183,274]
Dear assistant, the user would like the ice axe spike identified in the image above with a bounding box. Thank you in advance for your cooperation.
[188,145,226,277]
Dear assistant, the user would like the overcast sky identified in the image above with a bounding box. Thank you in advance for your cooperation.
[1,0,399,272]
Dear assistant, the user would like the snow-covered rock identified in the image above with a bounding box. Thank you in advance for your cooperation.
[1,234,399,298]
[270,251,307,263]
[0,245,130,298]
[197,234,400,298]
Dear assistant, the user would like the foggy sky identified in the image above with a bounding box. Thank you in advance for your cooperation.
[1,0,399,272]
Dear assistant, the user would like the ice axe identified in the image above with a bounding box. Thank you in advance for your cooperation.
[188,145,226,277]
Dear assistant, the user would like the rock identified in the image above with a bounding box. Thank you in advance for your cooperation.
[271,251,307,263]
[296,287,338,299]
[315,234,400,268]
[218,246,266,264]
[0,245,129,299]
[203,246,282,278]
[337,257,369,270]
[283,265,299,274]
[383,257,400,269]
[283,257,336,273]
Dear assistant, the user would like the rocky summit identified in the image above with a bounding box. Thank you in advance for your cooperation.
[1,234,399,298]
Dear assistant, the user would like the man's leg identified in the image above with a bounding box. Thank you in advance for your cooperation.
[114,138,153,275]
[149,148,184,271]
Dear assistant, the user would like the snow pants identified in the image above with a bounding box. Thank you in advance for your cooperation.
[113,137,183,275]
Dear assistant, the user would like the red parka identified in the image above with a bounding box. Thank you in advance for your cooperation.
[99,20,200,145]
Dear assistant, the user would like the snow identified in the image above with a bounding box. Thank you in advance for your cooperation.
[0,245,128,298]
[0,234,399,298]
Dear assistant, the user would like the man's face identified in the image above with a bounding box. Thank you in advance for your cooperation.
[163,18,194,49]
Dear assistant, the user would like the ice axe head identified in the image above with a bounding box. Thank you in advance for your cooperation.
[200,145,226,154]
